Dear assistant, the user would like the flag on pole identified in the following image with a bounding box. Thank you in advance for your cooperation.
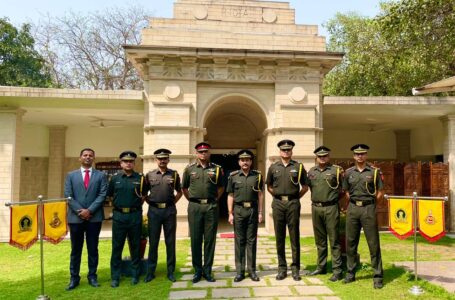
[10,204,38,250]
[418,200,445,242]
[43,201,67,244]
[388,198,414,239]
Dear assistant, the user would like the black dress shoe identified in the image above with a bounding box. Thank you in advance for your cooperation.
[111,280,119,288]
[329,273,343,282]
[234,274,245,282]
[88,278,100,287]
[292,271,301,281]
[249,272,260,281]
[276,272,287,280]
[131,277,139,285]
[192,272,202,283]
[203,273,216,282]
[65,280,79,291]
[309,269,327,276]
[144,273,155,283]
[167,273,176,282]
[343,275,356,284]
[374,281,383,289]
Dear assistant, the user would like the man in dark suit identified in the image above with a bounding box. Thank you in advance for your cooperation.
[64,148,108,291]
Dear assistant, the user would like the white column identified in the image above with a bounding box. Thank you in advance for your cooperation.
[394,130,411,162]
[441,115,455,231]
[0,108,25,241]
[47,126,67,198]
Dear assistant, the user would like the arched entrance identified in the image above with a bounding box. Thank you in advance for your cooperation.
[202,94,268,229]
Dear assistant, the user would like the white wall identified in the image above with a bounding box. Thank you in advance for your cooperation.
[21,124,49,157]
[410,120,444,159]
[65,125,143,157]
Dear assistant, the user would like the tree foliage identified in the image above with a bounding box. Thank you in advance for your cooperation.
[0,18,53,87]
[323,0,455,96]
[33,5,150,90]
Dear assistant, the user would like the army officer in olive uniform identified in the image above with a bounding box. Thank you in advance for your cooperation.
[227,150,264,282]
[182,142,225,283]
[108,151,149,288]
[342,144,384,289]
[144,149,182,283]
[306,146,343,281]
[266,140,308,281]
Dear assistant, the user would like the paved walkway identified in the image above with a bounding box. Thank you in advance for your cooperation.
[168,237,339,300]
[393,261,455,293]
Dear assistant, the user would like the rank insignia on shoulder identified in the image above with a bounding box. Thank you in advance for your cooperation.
[253,169,261,173]
[230,170,239,176]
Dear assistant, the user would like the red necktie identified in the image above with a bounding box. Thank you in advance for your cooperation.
[84,170,90,189]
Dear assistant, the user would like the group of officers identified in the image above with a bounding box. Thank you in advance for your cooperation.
[65,139,385,291]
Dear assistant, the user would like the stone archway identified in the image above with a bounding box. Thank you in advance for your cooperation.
[202,94,268,228]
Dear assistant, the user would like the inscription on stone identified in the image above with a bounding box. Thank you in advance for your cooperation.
[221,6,248,18]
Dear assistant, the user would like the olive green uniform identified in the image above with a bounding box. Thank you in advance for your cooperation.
[266,160,307,273]
[145,168,181,276]
[107,171,149,281]
[182,162,224,276]
[306,164,343,275]
[227,170,264,275]
[342,165,384,282]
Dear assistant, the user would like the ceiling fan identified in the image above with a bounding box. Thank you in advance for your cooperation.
[89,116,125,128]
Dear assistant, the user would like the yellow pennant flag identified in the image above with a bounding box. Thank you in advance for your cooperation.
[10,204,38,250]
[388,198,414,239]
[418,200,445,242]
[43,201,68,244]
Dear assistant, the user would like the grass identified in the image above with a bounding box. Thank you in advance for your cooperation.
[1,233,454,300]
[297,233,455,300]
[0,238,190,300]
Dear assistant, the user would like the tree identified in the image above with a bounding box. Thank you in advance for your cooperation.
[0,18,53,87]
[323,0,455,96]
[33,5,150,90]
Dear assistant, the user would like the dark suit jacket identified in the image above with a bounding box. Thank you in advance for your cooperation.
[64,168,108,224]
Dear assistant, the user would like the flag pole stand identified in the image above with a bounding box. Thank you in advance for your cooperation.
[36,195,51,300]
[408,192,424,296]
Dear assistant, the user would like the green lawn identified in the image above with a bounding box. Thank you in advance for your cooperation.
[1,233,454,300]
[298,233,455,300]
[0,238,190,300]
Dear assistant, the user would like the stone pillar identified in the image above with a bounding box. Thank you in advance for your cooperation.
[0,108,25,241]
[440,116,455,231]
[47,126,67,198]
[394,130,411,162]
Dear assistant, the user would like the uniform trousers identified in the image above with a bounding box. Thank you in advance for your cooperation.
[311,204,342,274]
[234,205,258,275]
[187,201,218,275]
[110,211,142,280]
[346,202,383,282]
[146,205,177,275]
[272,198,301,272]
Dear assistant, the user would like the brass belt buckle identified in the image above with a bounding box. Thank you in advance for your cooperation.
[122,207,130,213]
[243,202,251,208]
[281,196,288,201]
[200,199,208,204]
[157,203,166,209]
[314,202,322,207]
[356,201,363,207]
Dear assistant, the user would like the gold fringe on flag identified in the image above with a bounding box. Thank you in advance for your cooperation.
[43,201,68,244]
[9,204,38,250]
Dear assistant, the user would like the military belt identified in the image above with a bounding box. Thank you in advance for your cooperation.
[350,200,374,207]
[235,201,256,208]
[189,198,215,205]
[114,207,141,213]
[149,202,173,209]
[312,199,338,207]
[275,195,298,202]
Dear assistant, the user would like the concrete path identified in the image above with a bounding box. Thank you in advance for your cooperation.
[393,261,455,293]
[169,236,339,300]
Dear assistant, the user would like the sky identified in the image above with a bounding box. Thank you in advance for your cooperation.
[1,0,384,37]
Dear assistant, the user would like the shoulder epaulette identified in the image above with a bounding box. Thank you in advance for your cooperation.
[229,170,240,176]
[185,162,196,169]
[252,169,261,174]
[113,172,118,176]
[346,166,355,172]
[138,173,143,176]
[211,162,221,168]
